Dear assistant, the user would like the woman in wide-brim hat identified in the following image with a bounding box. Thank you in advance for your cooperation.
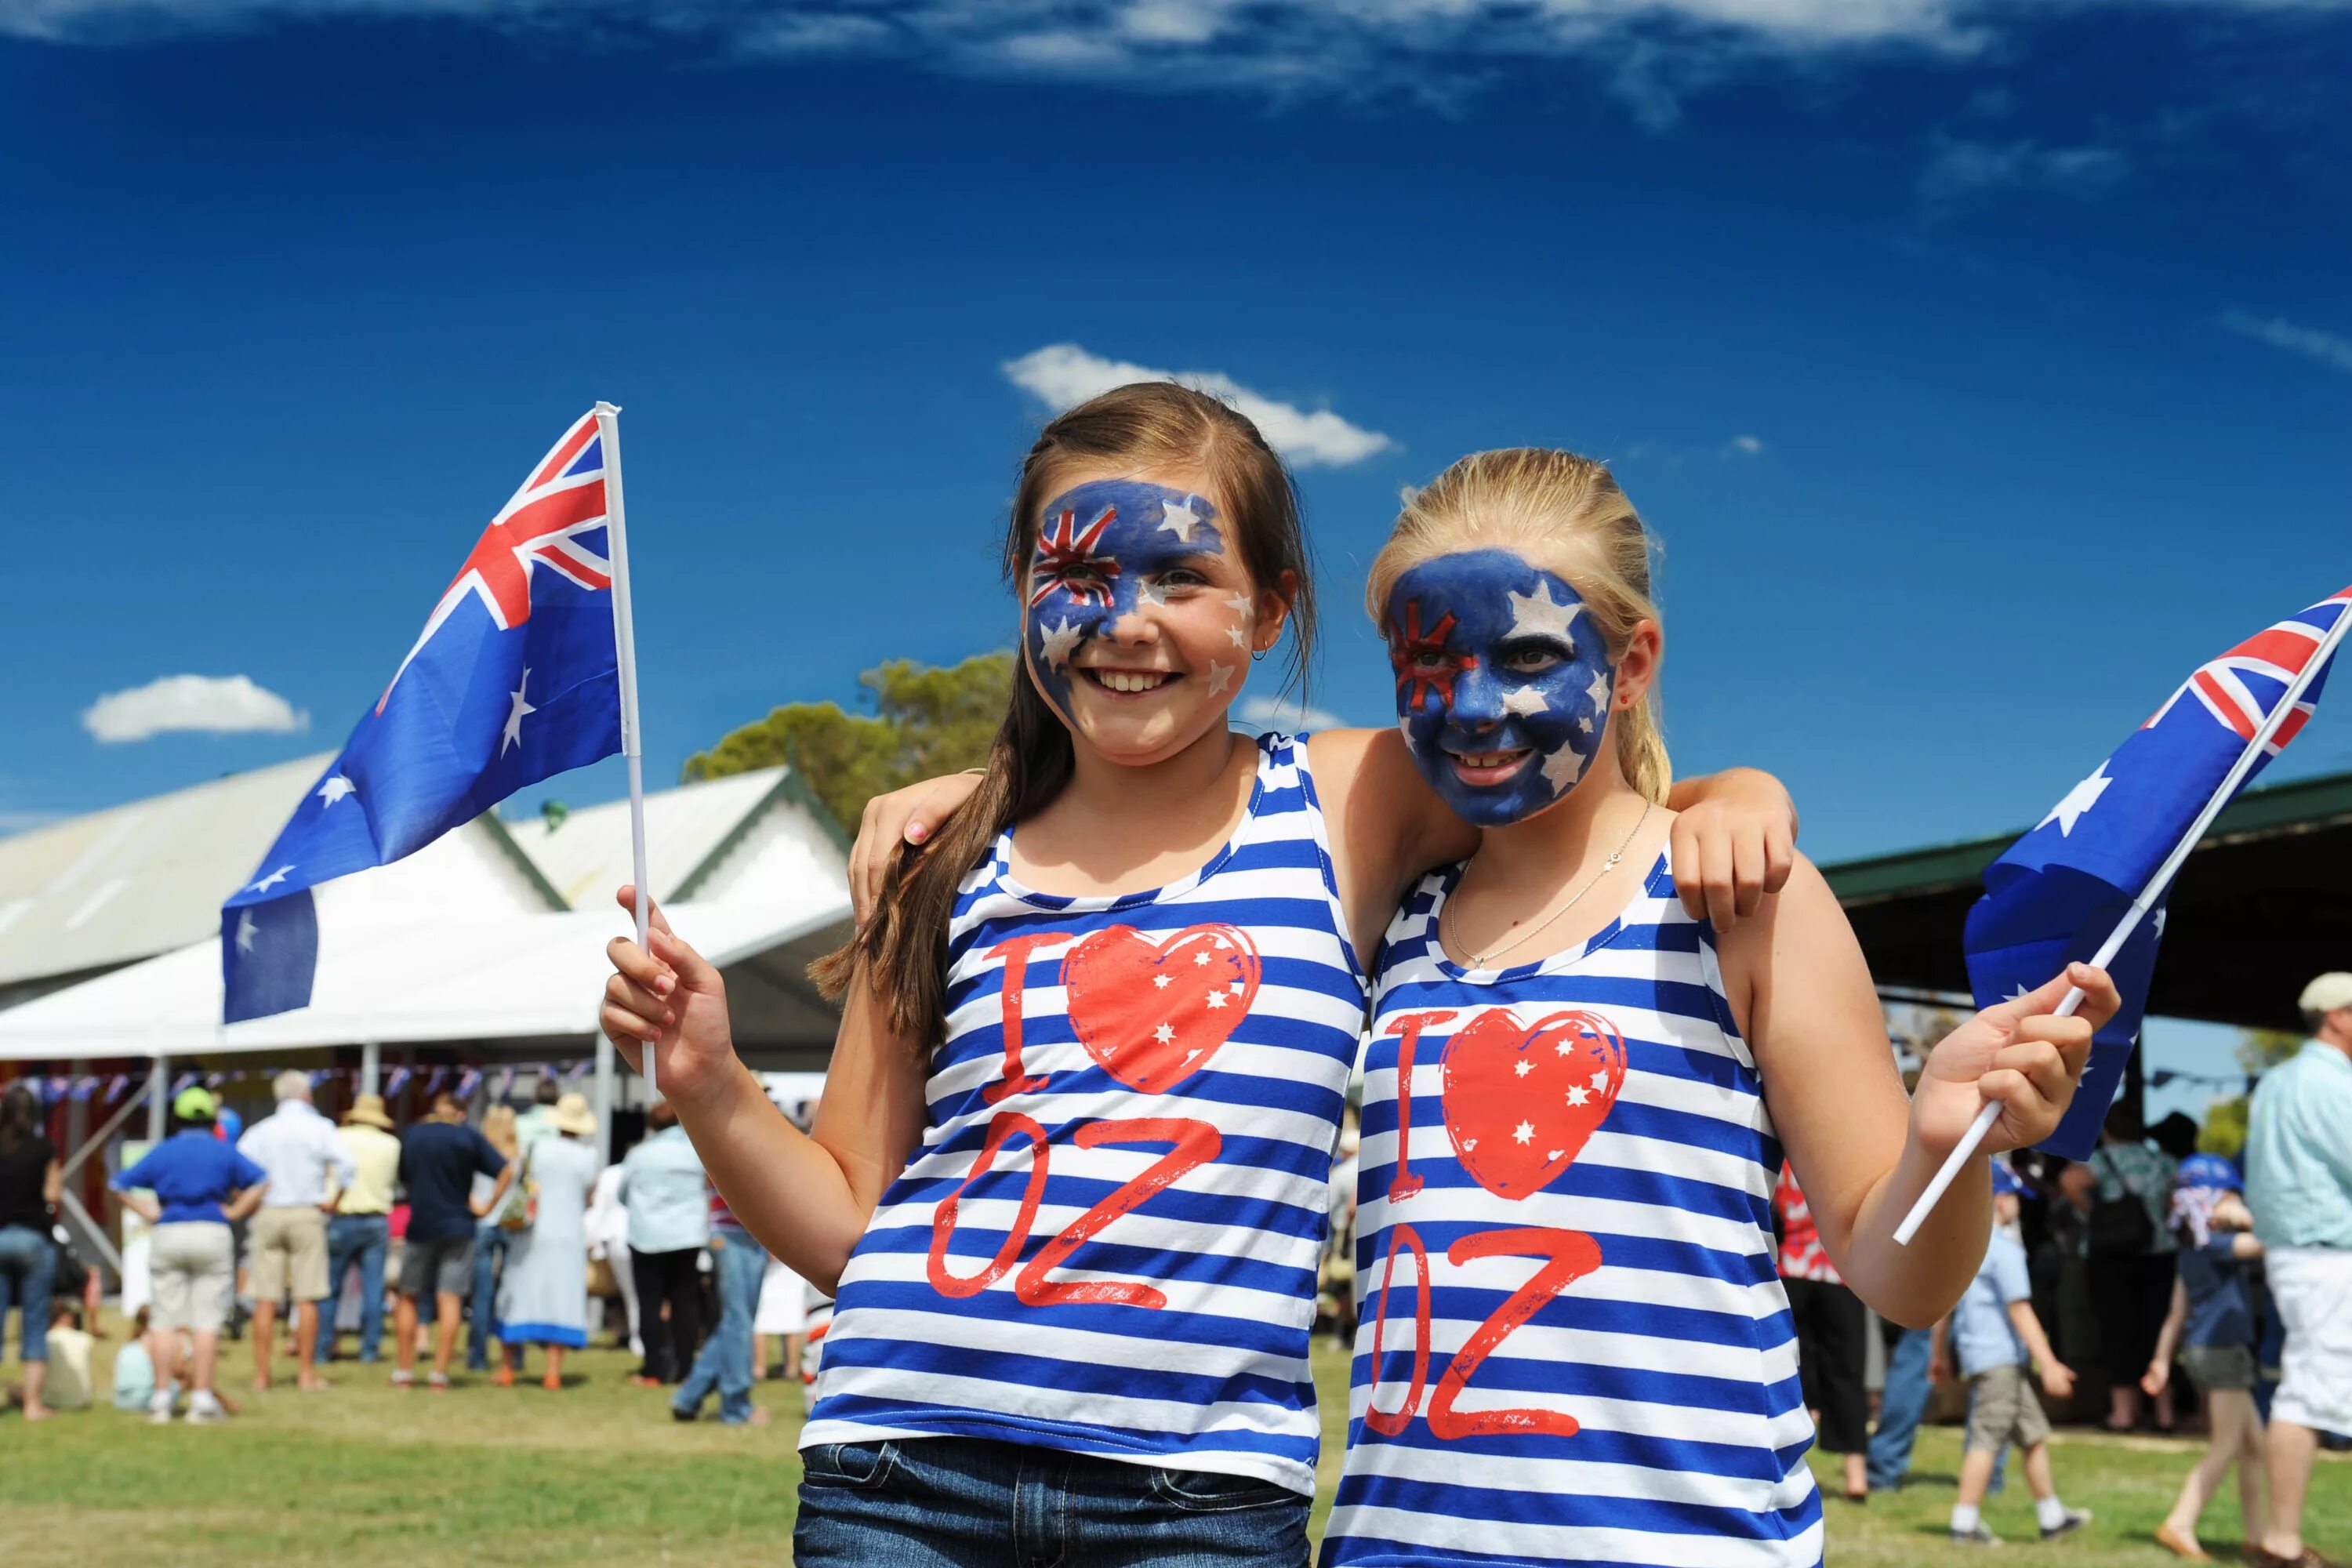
[491,1094,598,1391]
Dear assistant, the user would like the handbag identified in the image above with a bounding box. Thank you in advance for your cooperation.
[495,1145,539,1232]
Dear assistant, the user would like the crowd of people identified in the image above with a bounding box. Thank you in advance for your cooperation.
[0,1069,825,1430]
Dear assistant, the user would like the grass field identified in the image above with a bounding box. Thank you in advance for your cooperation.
[4,1334,2346,1565]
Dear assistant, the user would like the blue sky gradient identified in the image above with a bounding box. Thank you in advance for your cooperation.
[5,2,2347,1103]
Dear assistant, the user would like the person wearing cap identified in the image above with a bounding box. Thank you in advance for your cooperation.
[488,1093,600,1392]
[2244,972,2352,1568]
[111,1087,269,1423]
[2143,1152,2268,1561]
[1936,1160,2092,1546]
[237,1070,358,1392]
[324,1093,401,1365]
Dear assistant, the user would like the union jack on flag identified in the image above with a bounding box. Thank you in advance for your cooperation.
[1029,504,1120,608]
[1965,583,2349,1157]
[223,409,628,1024]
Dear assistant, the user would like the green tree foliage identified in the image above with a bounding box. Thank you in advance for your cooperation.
[2237,1028,2303,1073]
[2199,1097,2250,1158]
[681,652,1014,831]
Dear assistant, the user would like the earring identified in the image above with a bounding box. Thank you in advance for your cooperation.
[1251,646,1270,662]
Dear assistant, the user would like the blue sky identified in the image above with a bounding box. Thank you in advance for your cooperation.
[4,1,2347,1105]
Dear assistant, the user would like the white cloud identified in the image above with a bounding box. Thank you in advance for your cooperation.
[1917,136,2132,203]
[82,673,309,743]
[1004,343,1393,468]
[1234,693,1349,735]
[1725,433,1766,456]
[2219,309,2352,375]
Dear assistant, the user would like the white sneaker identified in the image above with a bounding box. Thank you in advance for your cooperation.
[147,1390,175,1424]
[186,1393,227,1425]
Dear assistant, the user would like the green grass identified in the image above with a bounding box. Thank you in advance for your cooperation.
[5,1334,2345,1565]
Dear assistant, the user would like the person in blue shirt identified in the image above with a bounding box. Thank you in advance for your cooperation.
[2143,1152,2269,1561]
[111,1087,268,1424]
[615,1102,709,1386]
[392,1091,514,1390]
[1936,1162,2092,1545]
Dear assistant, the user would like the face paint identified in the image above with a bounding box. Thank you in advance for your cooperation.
[1024,477,1228,724]
[1385,548,1616,827]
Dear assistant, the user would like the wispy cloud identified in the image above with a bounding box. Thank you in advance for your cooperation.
[1917,135,2132,205]
[1234,693,1348,735]
[82,673,309,743]
[1725,434,1767,456]
[2219,309,2352,375]
[1004,343,1393,468]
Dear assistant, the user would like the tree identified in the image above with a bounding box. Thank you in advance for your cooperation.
[682,652,1013,832]
[2236,1028,2303,1073]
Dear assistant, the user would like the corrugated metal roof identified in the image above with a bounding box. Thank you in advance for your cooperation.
[0,753,340,989]
[503,766,793,909]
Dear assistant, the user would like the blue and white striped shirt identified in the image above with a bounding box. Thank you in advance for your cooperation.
[804,734,1367,1495]
[1323,852,1823,1567]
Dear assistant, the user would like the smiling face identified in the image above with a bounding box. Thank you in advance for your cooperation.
[1386,546,1616,827]
[1023,472,1270,763]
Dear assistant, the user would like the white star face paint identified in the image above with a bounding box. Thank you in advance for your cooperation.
[1386,548,1617,827]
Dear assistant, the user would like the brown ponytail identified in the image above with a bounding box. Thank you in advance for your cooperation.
[811,382,1315,1046]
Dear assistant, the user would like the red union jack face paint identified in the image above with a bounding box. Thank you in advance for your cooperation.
[1387,548,1615,827]
[1023,477,1243,732]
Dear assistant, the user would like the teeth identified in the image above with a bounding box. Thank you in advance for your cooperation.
[1456,750,1526,771]
[1093,670,1172,694]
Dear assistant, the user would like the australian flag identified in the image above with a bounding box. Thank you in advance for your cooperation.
[1965,584,2349,1157]
[223,411,626,1022]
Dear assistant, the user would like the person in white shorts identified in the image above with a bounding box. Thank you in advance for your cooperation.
[2245,972,2352,1568]
[111,1088,269,1424]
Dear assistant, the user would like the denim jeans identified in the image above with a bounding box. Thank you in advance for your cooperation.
[467,1226,514,1370]
[1866,1323,1933,1489]
[674,1226,763,1424]
[325,1214,390,1362]
[0,1224,56,1364]
[793,1435,1312,1568]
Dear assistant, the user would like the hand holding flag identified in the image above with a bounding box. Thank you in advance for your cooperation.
[1908,961,2117,1157]
[600,887,738,1107]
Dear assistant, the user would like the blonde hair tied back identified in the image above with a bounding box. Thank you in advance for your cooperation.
[1366,448,1671,805]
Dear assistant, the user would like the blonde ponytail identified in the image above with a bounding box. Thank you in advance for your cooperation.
[1366,448,1671,805]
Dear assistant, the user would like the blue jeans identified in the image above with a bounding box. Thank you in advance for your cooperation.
[468,1226,514,1370]
[793,1435,1311,1568]
[0,1225,56,1364]
[1866,1323,1933,1489]
[325,1214,389,1362]
[674,1227,763,1424]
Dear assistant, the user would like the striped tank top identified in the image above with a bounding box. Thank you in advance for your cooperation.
[1323,851,1822,1568]
[804,733,1367,1495]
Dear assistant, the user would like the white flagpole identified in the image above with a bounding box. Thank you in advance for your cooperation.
[1895,604,2352,1246]
[594,401,656,1099]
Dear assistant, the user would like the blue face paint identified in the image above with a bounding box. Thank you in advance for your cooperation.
[1024,477,1226,722]
[1386,548,1615,827]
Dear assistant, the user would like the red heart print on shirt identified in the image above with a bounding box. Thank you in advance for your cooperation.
[1063,923,1261,1094]
[1440,1007,1627,1201]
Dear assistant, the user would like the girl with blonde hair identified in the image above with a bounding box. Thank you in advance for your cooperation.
[1319,448,2118,1566]
[604,394,1798,1565]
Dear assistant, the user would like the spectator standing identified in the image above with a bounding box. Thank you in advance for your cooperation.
[111,1087,268,1423]
[2063,1101,2180,1431]
[1773,1160,1869,1501]
[1940,1163,2090,1545]
[392,1091,512,1390]
[467,1105,521,1374]
[2245,972,2352,1568]
[325,1094,400,1363]
[491,1094,598,1392]
[514,1076,563,1157]
[672,1174,768,1425]
[2144,1155,2269,1561]
[754,1253,807,1385]
[237,1070,356,1392]
[617,1101,708,1385]
[586,1160,641,1360]
[0,1083,62,1422]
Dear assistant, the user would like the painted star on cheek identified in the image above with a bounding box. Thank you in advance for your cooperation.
[1226,626,1249,649]
[1222,593,1254,615]
[1501,686,1549,717]
[1585,670,1613,710]
[1506,580,1581,644]
[1207,662,1234,696]
[1577,716,1594,734]
[1037,617,1084,670]
[1137,579,1172,609]
[1158,495,1204,543]
[1540,745,1589,795]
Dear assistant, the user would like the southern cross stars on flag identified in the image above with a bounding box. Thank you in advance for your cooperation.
[221,411,628,1023]
[1964,583,2348,1157]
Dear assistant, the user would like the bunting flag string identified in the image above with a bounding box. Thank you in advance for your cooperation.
[4,1059,596,1109]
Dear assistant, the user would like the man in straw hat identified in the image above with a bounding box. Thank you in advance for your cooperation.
[2245,973,2352,1568]
[325,1092,400,1366]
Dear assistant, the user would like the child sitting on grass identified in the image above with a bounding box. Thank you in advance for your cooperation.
[1938,1161,2092,1545]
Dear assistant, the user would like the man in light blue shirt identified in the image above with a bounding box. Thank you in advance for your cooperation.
[617,1103,710,1384]
[2245,972,2352,1568]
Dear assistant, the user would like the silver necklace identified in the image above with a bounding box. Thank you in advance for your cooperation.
[1444,799,1653,970]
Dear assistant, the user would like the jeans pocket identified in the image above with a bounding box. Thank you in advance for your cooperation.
[1146,1465,1302,1514]
[800,1440,899,1491]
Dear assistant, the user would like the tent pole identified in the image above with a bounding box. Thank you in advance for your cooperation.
[593,1031,614,1164]
[361,1040,380,1097]
[147,1055,168,1142]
